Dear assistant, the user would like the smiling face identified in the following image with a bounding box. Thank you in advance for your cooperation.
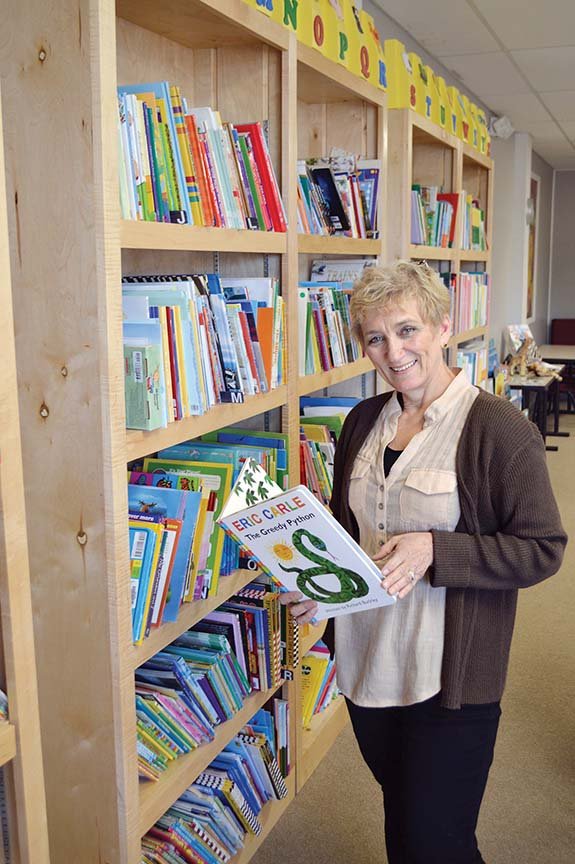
[361,298,451,402]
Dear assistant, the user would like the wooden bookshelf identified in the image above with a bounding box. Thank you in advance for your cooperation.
[0,2,388,862]
[0,89,50,863]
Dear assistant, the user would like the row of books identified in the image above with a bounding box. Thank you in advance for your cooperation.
[141,701,289,863]
[301,640,340,730]
[457,342,488,387]
[309,256,376,284]
[455,272,490,334]
[128,430,289,642]
[297,158,380,238]
[299,396,360,505]
[137,581,294,783]
[411,185,458,248]
[123,274,284,431]
[118,81,286,231]
[461,193,487,251]
[298,282,362,376]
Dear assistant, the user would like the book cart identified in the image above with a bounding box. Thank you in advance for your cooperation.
[0,90,50,864]
[387,109,493,370]
[0,1,385,862]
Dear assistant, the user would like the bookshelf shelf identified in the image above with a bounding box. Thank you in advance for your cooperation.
[233,772,296,864]
[117,0,289,51]
[297,357,374,397]
[120,220,288,255]
[462,143,492,170]
[460,250,490,262]
[297,43,386,107]
[298,235,382,255]
[131,568,260,669]
[411,112,459,149]
[449,325,488,347]
[139,680,285,837]
[0,722,16,769]
[300,621,328,658]
[126,386,288,463]
[298,697,349,792]
[409,244,456,261]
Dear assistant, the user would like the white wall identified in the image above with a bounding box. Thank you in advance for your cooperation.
[489,133,531,357]
[530,152,554,345]
[549,171,575,327]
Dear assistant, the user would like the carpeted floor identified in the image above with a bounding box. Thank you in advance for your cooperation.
[251,413,575,864]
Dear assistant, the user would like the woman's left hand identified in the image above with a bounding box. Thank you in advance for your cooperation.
[373,532,434,599]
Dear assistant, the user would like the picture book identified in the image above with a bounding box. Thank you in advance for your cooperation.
[128,483,202,622]
[218,459,395,621]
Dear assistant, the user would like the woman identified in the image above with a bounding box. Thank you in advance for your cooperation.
[283,261,567,864]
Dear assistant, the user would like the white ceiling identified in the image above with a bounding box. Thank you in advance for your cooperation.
[373,0,575,168]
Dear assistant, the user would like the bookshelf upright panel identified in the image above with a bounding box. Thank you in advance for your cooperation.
[0,89,50,864]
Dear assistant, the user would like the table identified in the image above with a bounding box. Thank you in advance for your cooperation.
[508,374,560,451]
[539,344,575,414]
[538,344,575,363]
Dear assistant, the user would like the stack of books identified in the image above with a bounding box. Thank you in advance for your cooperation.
[297,158,380,238]
[457,341,488,387]
[301,640,339,729]
[299,396,360,505]
[118,81,286,231]
[456,271,490,333]
[122,273,284,430]
[460,193,487,251]
[137,595,293,783]
[411,185,458,247]
[127,429,291,641]
[141,701,289,863]
[298,282,362,375]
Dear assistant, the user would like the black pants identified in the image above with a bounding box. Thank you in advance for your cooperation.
[346,694,501,864]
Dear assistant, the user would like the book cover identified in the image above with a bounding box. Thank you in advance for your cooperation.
[218,459,395,621]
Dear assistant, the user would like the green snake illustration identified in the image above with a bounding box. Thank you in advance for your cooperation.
[278,529,369,603]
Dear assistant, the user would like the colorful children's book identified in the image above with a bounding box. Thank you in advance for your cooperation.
[128,483,202,622]
[218,459,395,622]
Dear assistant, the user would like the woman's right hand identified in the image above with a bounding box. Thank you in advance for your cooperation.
[279,591,318,626]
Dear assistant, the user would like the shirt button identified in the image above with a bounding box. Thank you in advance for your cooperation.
[378,523,384,530]
[378,502,384,509]
[378,540,384,546]
[379,484,384,491]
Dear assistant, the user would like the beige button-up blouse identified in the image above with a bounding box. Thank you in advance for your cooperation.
[335,369,479,707]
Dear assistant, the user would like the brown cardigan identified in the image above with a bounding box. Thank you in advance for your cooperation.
[329,389,567,709]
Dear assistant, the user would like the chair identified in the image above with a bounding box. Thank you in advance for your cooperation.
[550,319,575,412]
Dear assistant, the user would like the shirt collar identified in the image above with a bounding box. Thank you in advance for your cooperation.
[424,367,474,424]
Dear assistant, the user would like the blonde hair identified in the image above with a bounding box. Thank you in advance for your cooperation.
[350,261,451,342]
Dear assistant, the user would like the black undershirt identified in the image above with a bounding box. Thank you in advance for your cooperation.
[383,446,403,478]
